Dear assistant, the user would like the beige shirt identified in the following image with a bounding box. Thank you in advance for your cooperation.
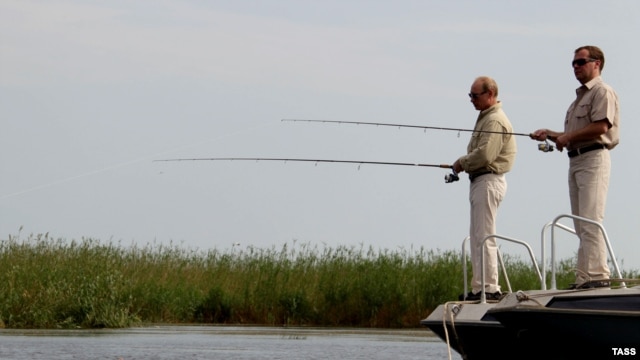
[458,102,517,174]
[565,76,620,151]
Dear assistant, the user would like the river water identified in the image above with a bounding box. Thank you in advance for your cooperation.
[0,326,462,360]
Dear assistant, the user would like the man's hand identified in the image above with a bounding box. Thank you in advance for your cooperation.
[452,159,464,173]
[554,134,569,151]
[531,129,565,150]
[530,129,548,141]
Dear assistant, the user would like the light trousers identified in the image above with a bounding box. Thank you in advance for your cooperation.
[569,149,611,283]
[469,173,506,294]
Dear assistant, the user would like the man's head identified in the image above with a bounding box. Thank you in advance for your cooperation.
[572,45,604,84]
[469,76,498,111]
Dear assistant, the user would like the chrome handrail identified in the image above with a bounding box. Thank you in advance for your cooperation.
[462,236,510,299]
[479,235,542,303]
[542,214,625,290]
[539,221,575,290]
[461,213,623,302]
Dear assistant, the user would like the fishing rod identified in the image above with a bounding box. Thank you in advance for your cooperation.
[282,119,555,152]
[154,157,460,183]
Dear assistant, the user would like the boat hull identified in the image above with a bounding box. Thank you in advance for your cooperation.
[488,306,640,359]
[421,302,510,359]
[422,319,512,360]
[422,288,640,360]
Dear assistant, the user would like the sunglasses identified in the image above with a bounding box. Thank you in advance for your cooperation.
[468,91,487,99]
[572,58,597,67]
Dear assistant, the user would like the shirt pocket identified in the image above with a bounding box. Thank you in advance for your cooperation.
[468,132,481,148]
[573,103,592,122]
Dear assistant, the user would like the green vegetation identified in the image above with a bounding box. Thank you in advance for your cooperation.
[0,234,637,329]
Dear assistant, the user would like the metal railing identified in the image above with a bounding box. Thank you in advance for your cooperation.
[461,237,510,298]
[461,213,624,302]
[541,213,625,290]
[462,235,542,303]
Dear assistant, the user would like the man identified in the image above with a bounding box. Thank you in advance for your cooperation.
[531,45,619,289]
[453,76,517,301]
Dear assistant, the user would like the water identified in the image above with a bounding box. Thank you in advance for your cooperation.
[0,326,462,360]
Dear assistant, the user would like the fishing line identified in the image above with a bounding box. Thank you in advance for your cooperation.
[0,123,274,200]
[0,157,148,200]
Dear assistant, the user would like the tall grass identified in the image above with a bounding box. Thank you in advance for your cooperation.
[0,234,637,329]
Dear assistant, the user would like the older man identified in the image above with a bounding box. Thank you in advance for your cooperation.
[454,76,517,300]
[531,45,620,289]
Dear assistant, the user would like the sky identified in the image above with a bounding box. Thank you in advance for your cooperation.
[2,1,639,272]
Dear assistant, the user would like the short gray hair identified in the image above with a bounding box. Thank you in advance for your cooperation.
[476,76,499,97]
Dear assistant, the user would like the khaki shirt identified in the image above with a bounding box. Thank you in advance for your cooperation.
[565,76,620,151]
[458,102,517,174]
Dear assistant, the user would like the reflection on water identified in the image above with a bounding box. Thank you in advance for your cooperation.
[0,326,462,360]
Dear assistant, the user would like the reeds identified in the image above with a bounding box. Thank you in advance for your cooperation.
[0,234,636,329]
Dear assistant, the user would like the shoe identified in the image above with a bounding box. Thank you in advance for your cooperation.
[458,291,503,301]
[566,280,611,290]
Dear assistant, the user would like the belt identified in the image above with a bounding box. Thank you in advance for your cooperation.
[468,171,495,182]
[567,143,606,158]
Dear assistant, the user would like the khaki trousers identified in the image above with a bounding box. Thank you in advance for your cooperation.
[469,173,506,294]
[569,149,611,283]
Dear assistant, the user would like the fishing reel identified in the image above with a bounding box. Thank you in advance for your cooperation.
[444,169,459,183]
[538,140,554,153]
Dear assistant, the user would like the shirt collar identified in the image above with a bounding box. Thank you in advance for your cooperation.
[479,101,501,117]
[578,75,603,92]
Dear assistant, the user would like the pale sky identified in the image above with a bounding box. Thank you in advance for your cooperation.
[2,1,639,271]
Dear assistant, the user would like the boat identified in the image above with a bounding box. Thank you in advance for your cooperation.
[421,214,640,360]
